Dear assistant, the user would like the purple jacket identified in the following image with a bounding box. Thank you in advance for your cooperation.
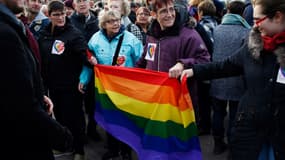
[136,18,210,109]
[136,20,210,72]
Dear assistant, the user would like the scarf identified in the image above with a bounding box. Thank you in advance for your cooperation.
[262,31,285,51]
[248,27,285,67]
[221,13,251,29]
[25,25,41,65]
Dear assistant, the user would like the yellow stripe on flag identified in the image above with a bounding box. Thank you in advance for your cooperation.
[95,78,195,127]
[95,74,191,111]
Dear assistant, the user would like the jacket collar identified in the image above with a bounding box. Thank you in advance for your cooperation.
[33,11,48,22]
[101,25,124,42]
[148,12,182,39]
[72,11,96,23]
[248,27,285,67]
[42,17,73,36]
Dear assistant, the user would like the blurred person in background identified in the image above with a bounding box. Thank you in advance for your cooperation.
[195,0,218,136]
[93,0,104,15]
[40,4,49,17]
[243,0,254,26]
[135,6,150,45]
[108,0,143,41]
[26,0,50,39]
[209,0,250,155]
[64,0,75,17]
[70,0,100,142]
[128,1,139,23]
[188,0,203,21]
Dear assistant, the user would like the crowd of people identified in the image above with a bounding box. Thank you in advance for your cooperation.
[1,0,284,159]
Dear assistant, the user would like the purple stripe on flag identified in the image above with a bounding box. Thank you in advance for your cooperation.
[95,112,202,160]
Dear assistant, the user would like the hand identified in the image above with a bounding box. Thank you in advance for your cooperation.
[78,83,86,94]
[180,68,194,81]
[88,56,98,65]
[168,62,184,78]
[43,95,53,115]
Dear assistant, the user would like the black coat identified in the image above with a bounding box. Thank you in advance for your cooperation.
[38,19,88,91]
[192,29,285,159]
[70,12,99,41]
[0,4,72,160]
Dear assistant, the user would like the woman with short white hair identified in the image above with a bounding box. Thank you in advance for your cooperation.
[80,10,143,159]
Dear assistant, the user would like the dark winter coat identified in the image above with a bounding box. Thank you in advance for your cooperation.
[38,19,87,91]
[192,28,285,159]
[70,12,99,41]
[0,4,72,160]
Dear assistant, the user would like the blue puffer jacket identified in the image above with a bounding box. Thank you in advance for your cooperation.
[80,26,143,85]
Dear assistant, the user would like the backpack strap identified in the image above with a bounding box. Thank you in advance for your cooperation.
[126,23,132,32]
[112,34,124,66]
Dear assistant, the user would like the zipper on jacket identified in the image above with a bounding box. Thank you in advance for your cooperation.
[157,36,170,72]
[157,41,160,71]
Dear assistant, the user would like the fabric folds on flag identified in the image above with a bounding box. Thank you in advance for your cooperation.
[94,64,201,160]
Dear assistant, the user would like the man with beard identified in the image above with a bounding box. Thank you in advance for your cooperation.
[26,0,49,39]
[0,0,73,159]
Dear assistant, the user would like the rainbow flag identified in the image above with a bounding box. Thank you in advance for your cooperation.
[94,64,201,160]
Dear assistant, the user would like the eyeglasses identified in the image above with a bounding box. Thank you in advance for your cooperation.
[157,6,175,16]
[254,16,268,26]
[137,12,150,16]
[51,12,66,17]
[105,19,120,24]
